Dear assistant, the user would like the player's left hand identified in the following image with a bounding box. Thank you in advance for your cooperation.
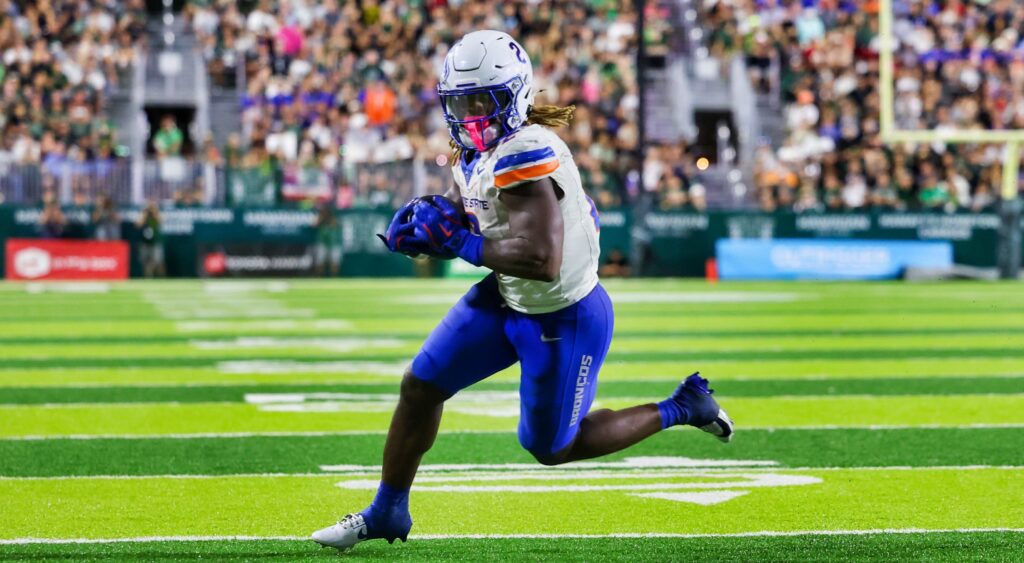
[411,197,484,266]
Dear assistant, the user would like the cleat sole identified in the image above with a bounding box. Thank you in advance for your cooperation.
[698,408,734,443]
[715,408,735,443]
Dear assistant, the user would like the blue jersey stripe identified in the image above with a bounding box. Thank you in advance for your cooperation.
[493,147,556,173]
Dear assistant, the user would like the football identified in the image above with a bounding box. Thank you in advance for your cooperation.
[415,195,468,227]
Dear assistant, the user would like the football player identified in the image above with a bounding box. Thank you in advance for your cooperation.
[312,29,733,551]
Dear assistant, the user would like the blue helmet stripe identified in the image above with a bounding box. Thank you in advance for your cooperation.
[493,147,556,173]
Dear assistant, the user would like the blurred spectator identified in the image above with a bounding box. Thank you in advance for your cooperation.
[39,201,66,239]
[172,188,203,208]
[313,205,342,277]
[689,183,708,211]
[364,80,397,128]
[92,193,121,240]
[72,187,93,207]
[137,203,165,278]
[600,248,632,277]
[154,116,184,158]
[645,142,699,210]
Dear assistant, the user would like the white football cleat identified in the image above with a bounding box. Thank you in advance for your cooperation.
[311,512,410,551]
[311,513,370,551]
[699,407,735,443]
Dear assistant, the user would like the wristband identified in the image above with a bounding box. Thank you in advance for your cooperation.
[455,231,484,267]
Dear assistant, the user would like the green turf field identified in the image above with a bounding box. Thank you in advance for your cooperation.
[1,279,1022,561]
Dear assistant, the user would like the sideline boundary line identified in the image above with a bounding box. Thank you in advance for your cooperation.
[3,528,1024,545]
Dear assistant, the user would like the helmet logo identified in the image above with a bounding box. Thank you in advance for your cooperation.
[509,42,525,63]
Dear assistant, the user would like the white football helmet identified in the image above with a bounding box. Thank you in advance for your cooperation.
[438,30,534,152]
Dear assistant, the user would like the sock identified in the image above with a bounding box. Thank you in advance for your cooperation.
[363,481,412,539]
[657,398,691,429]
[367,482,410,520]
[361,481,412,539]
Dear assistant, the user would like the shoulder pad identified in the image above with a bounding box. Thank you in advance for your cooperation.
[492,126,561,189]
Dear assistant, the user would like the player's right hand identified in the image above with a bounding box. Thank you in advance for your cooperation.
[410,198,484,266]
[377,199,430,257]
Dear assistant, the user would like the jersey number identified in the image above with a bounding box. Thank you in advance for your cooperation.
[510,42,525,63]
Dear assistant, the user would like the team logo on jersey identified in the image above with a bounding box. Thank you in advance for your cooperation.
[464,197,489,210]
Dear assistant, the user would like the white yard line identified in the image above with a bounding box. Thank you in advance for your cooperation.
[141,289,310,320]
[609,393,1024,402]
[0,465,1021,481]
[0,429,468,441]
[413,528,1024,539]
[24,283,112,294]
[175,319,354,332]
[761,423,1024,430]
[216,360,408,376]
[399,292,807,305]
[2,528,1023,545]
[320,458,780,473]
[0,473,329,481]
[2,422,1023,441]
[190,337,407,352]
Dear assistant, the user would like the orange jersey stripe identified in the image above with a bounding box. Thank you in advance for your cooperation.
[494,159,560,188]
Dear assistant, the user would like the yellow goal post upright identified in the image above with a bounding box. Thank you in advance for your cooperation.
[878,0,1022,279]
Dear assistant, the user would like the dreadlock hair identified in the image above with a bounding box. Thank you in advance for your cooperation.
[450,104,576,163]
[525,104,576,128]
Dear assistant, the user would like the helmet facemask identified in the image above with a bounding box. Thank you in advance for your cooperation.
[439,79,523,152]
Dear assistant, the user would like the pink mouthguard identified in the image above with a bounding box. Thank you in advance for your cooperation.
[462,115,489,151]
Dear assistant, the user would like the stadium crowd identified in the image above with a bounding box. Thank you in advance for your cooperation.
[0,0,145,199]
[705,0,1023,213]
[185,0,643,209]
[4,0,1022,215]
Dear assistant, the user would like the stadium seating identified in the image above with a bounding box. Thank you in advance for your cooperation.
[0,0,146,206]
[186,0,642,208]
[0,0,1020,214]
[702,0,1021,212]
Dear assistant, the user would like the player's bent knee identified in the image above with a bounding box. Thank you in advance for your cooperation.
[399,370,450,407]
[520,435,574,466]
[528,449,569,466]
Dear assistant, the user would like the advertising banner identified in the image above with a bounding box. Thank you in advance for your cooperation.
[197,243,315,278]
[5,239,129,281]
[716,239,954,280]
[1,206,1013,279]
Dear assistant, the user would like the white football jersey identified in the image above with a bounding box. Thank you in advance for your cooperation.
[452,124,601,314]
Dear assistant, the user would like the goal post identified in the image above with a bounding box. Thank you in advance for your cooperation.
[877,0,1022,278]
